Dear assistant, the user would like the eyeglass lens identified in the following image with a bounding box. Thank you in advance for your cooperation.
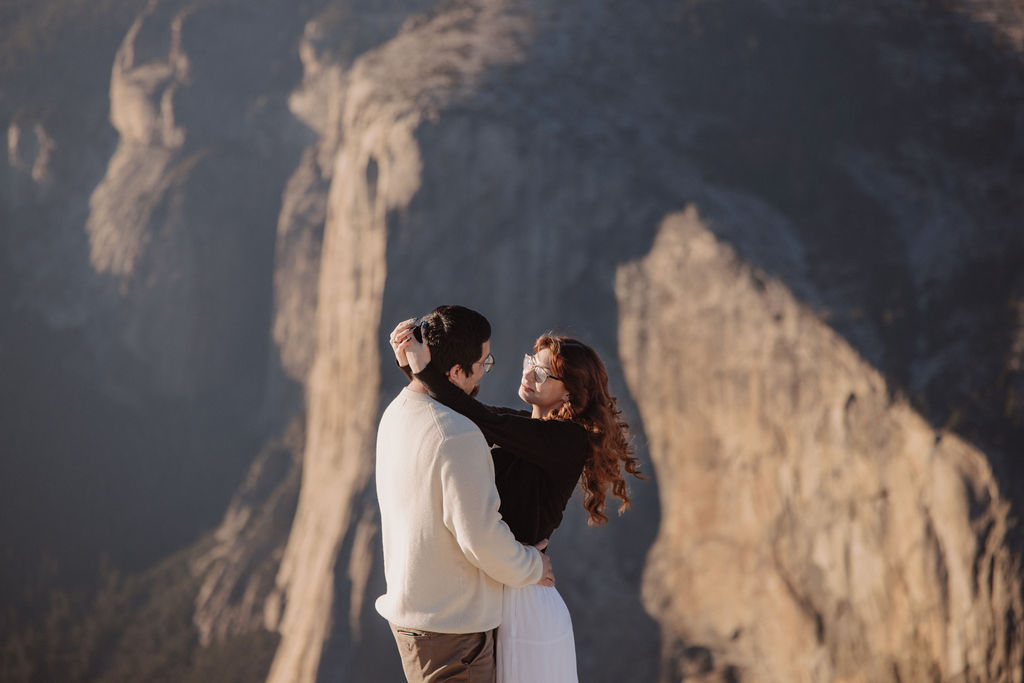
[522,354,550,384]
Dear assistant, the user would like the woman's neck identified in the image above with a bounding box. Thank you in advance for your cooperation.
[532,404,558,419]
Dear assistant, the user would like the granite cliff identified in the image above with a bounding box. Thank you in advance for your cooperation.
[619,208,1022,681]
[1,0,1022,681]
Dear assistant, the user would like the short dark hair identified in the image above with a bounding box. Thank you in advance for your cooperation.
[419,305,490,377]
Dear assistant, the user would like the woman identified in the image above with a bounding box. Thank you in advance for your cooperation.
[389,317,643,683]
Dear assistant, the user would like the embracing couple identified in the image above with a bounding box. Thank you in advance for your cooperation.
[374,305,644,682]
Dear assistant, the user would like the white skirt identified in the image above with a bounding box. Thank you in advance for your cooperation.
[497,584,578,683]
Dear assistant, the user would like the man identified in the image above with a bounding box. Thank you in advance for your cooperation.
[375,305,554,682]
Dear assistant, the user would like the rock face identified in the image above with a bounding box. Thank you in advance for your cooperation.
[617,208,1023,681]
[2,0,1024,682]
[191,418,303,647]
[83,0,305,403]
[265,5,544,681]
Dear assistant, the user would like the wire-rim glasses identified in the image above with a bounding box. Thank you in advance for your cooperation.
[477,353,495,374]
[522,353,562,384]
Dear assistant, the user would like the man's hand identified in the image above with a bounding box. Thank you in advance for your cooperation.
[388,318,417,367]
[533,538,555,587]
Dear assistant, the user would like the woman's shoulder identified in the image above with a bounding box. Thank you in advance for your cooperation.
[541,416,592,454]
[490,405,531,418]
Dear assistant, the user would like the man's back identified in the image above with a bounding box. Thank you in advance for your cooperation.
[375,388,541,634]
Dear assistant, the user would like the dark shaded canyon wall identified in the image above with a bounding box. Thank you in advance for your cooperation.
[2,0,1023,682]
[1,0,313,598]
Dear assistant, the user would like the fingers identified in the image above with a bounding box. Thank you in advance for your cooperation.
[536,546,554,587]
[398,336,422,349]
[389,318,418,346]
[390,318,417,335]
[389,321,407,339]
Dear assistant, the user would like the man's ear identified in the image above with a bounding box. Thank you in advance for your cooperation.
[446,365,466,385]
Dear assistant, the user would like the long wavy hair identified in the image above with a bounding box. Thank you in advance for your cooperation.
[535,334,644,526]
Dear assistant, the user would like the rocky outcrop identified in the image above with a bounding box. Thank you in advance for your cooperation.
[265,4,539,681]
[3,0,1024,682]
[617,207,1023,682]
[6,119,56,185]
[191,419,303,647]
[82,0,305,404]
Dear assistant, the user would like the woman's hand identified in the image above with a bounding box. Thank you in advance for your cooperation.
[388,318,417,366]
[399,331,431,374]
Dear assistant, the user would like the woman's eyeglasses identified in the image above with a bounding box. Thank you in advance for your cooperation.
[522,353,562,385]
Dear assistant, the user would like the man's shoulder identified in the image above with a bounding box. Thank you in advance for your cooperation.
[382,389,480,440]
[428,401,481,440]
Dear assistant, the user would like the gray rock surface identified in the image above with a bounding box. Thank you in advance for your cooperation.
[2,0,1023,681]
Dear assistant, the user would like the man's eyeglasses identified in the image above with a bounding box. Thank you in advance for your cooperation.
[522,353,562,385]
[476,353,495,374]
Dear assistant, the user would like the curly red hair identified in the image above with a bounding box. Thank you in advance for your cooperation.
[535,335,644,526]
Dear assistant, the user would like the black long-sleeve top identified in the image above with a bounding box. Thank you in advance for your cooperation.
[402,362,590,545]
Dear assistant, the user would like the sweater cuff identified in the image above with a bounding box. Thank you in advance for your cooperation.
[397,359,414,382]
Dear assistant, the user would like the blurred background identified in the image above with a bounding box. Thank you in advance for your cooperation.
[1,0,1023,681]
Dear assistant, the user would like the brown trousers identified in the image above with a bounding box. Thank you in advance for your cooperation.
[389,623,496,682]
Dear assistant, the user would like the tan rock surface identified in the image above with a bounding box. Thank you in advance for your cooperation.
[3,1,1023,682]
[617,207,1023,682]
[265,4,533,681]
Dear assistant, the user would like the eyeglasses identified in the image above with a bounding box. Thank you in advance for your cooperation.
[522,353,562,385]
[476,353,495,373]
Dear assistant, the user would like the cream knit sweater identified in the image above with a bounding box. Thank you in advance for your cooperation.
[375,388,543,633]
